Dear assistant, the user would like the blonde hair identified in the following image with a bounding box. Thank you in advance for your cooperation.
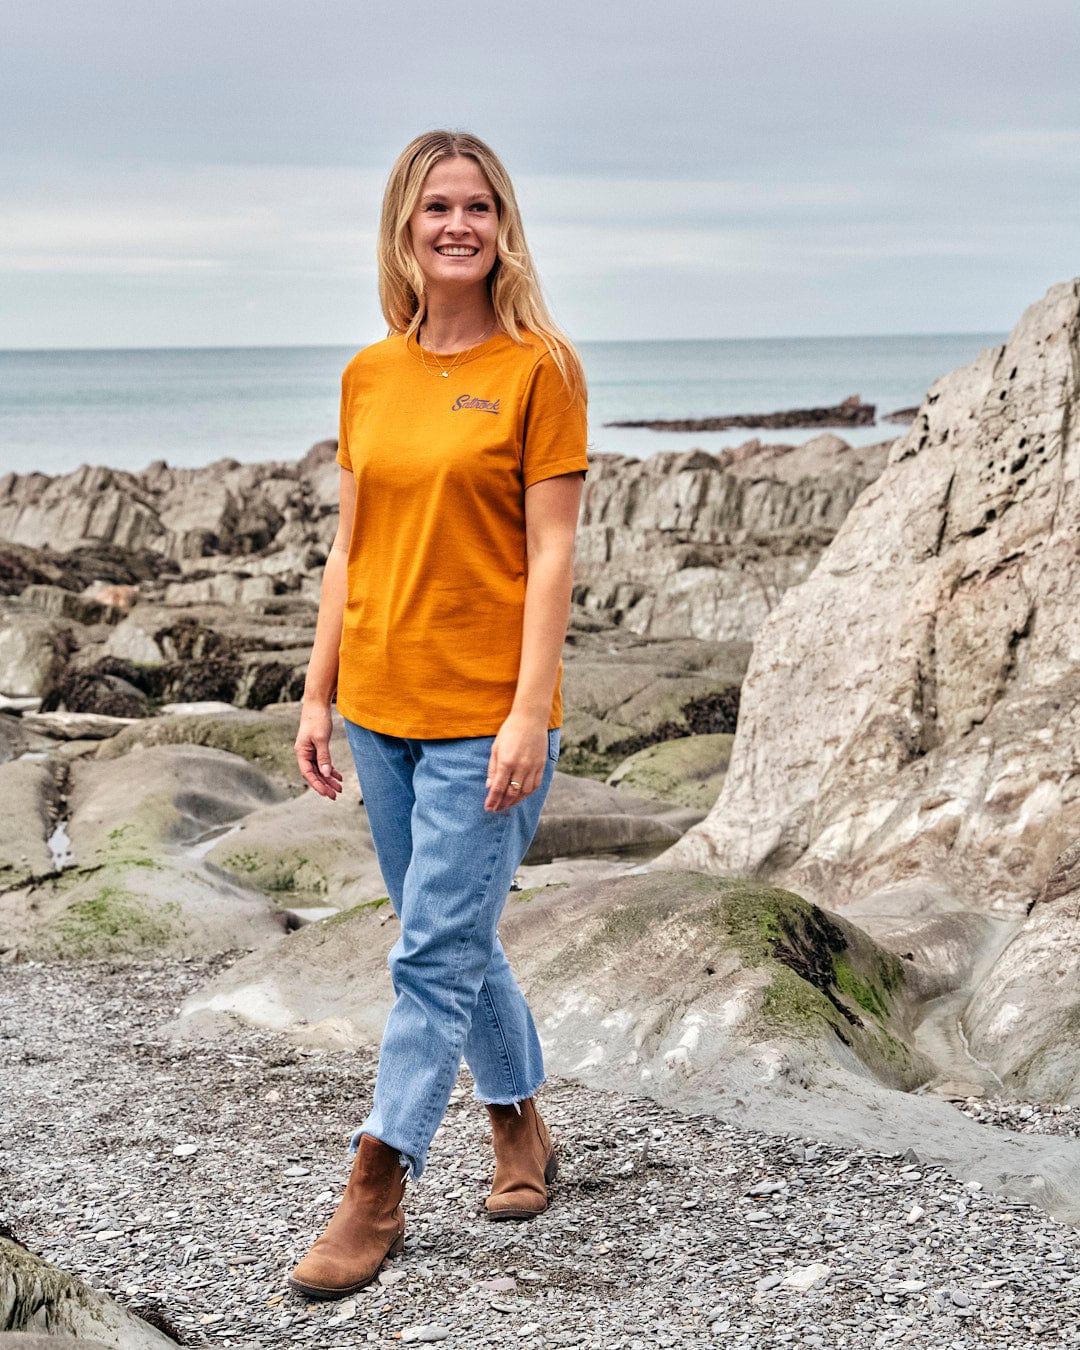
[377,129,585,397]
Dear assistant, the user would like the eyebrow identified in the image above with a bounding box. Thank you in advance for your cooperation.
[420,191,495,203]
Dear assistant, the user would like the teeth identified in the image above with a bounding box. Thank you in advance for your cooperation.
[437,247,477,256]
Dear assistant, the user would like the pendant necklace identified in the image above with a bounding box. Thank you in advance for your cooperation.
[415,322,496,378]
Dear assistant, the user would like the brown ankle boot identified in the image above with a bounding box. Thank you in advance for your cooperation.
[484,1097,558,1220]
[288,1133,408,1299]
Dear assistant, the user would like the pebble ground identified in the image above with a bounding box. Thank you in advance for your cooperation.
[2,957,1080,1350]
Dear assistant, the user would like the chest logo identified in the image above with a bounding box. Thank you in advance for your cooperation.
[452,393,501,415]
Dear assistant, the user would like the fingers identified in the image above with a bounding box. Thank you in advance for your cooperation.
[295,733,343,800]
[483,758,543,813]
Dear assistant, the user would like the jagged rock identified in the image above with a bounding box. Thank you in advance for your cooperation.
[661,279,1080,919]
[574,436,887,641]
[0,1234,178,1345]
[606,732,735,811]
[717,433,891,483]
[16,584,108,625]
[963,840,1080,1100]
[0,612,71,700]
[0,449,336,577]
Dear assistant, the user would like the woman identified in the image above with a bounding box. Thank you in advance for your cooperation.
[288,130,588,1301]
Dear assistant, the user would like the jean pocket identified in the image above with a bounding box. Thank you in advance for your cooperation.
[547,728,561,763]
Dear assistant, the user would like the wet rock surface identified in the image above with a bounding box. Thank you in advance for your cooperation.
[4,959,1080,1350]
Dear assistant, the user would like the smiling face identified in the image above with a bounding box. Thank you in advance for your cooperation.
[408,156,500,297]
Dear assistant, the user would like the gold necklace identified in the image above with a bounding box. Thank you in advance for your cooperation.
[415,322,496,378]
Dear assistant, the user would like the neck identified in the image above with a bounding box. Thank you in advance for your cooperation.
[419,288,498,352]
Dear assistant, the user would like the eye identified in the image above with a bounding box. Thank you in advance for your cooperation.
[424,202,448,212]
[470,201,491,212]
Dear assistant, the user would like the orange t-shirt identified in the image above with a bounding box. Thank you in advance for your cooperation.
[334,330,589,738]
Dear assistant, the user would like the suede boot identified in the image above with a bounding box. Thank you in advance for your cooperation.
[484,1097,557,1220]
[288,1133,408,1299]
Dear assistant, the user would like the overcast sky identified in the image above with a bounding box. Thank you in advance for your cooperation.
[3,0,1077,347]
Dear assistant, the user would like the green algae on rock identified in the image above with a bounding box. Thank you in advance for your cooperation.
[606,732,734,810]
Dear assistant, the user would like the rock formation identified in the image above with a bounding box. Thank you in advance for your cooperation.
[174,869,1080,1222]
[0,1234,177,1345]
[659,278,1080,1101]
[605,394,877,431]
[574,435,890,641]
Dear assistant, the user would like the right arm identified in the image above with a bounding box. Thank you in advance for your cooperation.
[294,467,357,799]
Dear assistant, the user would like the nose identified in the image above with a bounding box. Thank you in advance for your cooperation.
[443,208,469,235]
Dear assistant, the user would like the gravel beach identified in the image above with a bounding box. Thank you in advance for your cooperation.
[3,957,1079,1349]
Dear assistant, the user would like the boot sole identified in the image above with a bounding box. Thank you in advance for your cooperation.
[485,1148,558,1221]
[287,1231,405,1300]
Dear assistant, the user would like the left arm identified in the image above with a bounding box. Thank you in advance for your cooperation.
[484,471,585,812]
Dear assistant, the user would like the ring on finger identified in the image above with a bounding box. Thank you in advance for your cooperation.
[509,780,522,791]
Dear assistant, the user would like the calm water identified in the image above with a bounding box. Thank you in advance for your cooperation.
[0,333,1007,477]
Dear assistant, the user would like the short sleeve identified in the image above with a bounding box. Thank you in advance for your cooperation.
[521,351,589,489]
[336,367,353,471]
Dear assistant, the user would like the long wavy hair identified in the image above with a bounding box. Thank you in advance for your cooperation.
[377,130,584,397]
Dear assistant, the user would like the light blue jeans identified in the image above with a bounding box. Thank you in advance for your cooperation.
[342,718,560,1181]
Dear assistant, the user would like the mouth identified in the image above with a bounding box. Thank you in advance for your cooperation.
[435,246,479,257]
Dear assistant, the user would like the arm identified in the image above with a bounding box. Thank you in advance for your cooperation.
[294,467,357,800]
[484,470,585,812]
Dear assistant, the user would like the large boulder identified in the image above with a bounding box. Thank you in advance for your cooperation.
[662,279,1080,917]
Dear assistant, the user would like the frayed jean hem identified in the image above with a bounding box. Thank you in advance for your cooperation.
[472,1073,546,1110]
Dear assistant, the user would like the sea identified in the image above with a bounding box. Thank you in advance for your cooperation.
[0,333,1007,479]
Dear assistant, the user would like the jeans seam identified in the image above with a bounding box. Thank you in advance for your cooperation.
[412,805,512,1152]
[478,974,520,1101]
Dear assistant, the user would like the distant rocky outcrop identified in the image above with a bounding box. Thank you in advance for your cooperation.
[659,278,1080,1101]
[605,394,876,432]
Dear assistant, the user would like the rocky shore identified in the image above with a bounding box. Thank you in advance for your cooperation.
[5,278,1080,1342]
[4,958,1079,1349]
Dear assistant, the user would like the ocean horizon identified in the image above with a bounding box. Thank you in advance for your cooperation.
[0,332,1008,478]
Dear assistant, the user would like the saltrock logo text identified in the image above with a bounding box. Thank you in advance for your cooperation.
[451,394,501,414]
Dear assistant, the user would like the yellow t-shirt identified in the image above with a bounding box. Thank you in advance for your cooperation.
[334,330,589,738]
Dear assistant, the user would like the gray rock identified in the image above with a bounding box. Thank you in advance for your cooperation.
[658,277,1080,1105]
[103,619,164,666]
[17,583,108,625]
[0,1235,178,1345]
[0,611,70,699]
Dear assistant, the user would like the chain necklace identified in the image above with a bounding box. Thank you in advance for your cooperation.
[414,322,496,378]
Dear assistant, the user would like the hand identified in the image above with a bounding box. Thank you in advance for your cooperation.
[294,703,344,800]
[485,713,548,813]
